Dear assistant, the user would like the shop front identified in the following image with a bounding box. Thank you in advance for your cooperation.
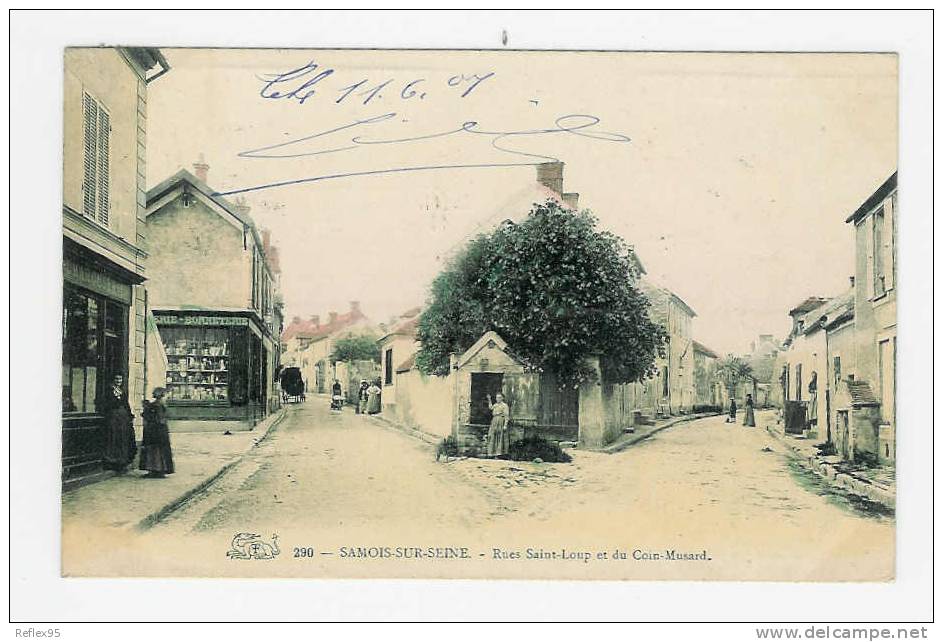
[62,240,139,481]
[154,310,270,428]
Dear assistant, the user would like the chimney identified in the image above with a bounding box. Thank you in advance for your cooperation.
[329,311,338,325]
[350,300,361,316]
[536,161,564,195]
[193,154,210,183]
[291,316,302,325]
[849,276,856,287]
[310,315,320,328]
[562,192,579,209]
[261,228,272,249]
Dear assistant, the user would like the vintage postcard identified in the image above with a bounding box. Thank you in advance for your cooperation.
[60,47,897,581]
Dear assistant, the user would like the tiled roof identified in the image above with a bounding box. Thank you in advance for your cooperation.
[801,289,855,335]
[380,309,421,341]
[789,296,829,317]
[282,309,366,342]
[846,380,879,406]
[692,340,719,359]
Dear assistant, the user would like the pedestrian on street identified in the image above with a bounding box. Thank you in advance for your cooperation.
[101,374,136,472]
[356,379,369,414]
[743,394,756,427]
[140,387,174,477]
[485,393,511,458]
[726,397,737,423]
[366,380,382,415]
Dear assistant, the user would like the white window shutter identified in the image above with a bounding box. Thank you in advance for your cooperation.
[97,108,110,227]
[82,93,98,219]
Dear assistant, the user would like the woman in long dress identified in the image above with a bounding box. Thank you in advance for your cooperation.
[140,387,174,477]
[485,393,511,458]
[743,393,756,427]
[366,380,382,415]
[101,374,136,472]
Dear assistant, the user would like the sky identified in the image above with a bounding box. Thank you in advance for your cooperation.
[146,49,897,355]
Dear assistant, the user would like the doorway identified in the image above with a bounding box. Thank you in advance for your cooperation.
[470,373,504,425]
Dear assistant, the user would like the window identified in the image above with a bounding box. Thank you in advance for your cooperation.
[833,356,841,388]
[161,326,232,402]
[82,92,110,227]
[251,247,259,311]
[384,348,394,385]
[872,205,886,298]
[62,287,127,414]
[886,194,896,290]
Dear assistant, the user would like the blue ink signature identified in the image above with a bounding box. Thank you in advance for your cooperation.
[258,61,494,106]
[213,113,630,197]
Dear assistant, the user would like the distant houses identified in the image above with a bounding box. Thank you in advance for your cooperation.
[281,301,374,396]
[775,172,897,464]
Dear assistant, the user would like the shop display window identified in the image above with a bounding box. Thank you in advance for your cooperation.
[161,327,232,402]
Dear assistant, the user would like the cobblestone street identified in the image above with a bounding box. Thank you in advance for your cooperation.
[63,401,893,580]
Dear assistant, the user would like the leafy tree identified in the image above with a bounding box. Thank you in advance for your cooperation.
[415,200,667,388]
[330,332,381,363]
[716,355,754,398]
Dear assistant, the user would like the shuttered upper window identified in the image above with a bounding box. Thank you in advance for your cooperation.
[82,92,111,227]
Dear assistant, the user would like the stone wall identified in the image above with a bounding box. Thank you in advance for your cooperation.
[394,369,454,438]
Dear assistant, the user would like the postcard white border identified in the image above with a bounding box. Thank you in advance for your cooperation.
[6,7,934,627]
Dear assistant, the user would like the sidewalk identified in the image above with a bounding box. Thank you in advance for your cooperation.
[61,407,288,531]
[602,411,721,454]
[765,420,896,511]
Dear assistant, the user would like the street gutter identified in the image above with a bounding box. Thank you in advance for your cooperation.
[134,406,291,531]
[365,413,442,447]
[765,426,895,511]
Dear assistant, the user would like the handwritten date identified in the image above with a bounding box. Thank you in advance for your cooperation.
[259,61,495,106]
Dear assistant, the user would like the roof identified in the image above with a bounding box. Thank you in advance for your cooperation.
[379,308,421,342]
[801,289,855,335]
[692,340,719,359]
[846,380,879,406]
[455,330,529,370]
[146,169,269,256]
[282,308,367,342]
[824,307,855,331]
[789,296,829,317]
[846,171,897,224]
[640,279,697,325]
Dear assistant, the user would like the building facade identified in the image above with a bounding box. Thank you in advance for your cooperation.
[845,172,897,463]
[639,280,697,416]
[378,308,422,413]
[145,165,282,430]
[61,47,170,481]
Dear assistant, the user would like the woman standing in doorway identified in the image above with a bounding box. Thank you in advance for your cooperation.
[101,374,136,472]
[485,393,511,458]
[743,393,756,427]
